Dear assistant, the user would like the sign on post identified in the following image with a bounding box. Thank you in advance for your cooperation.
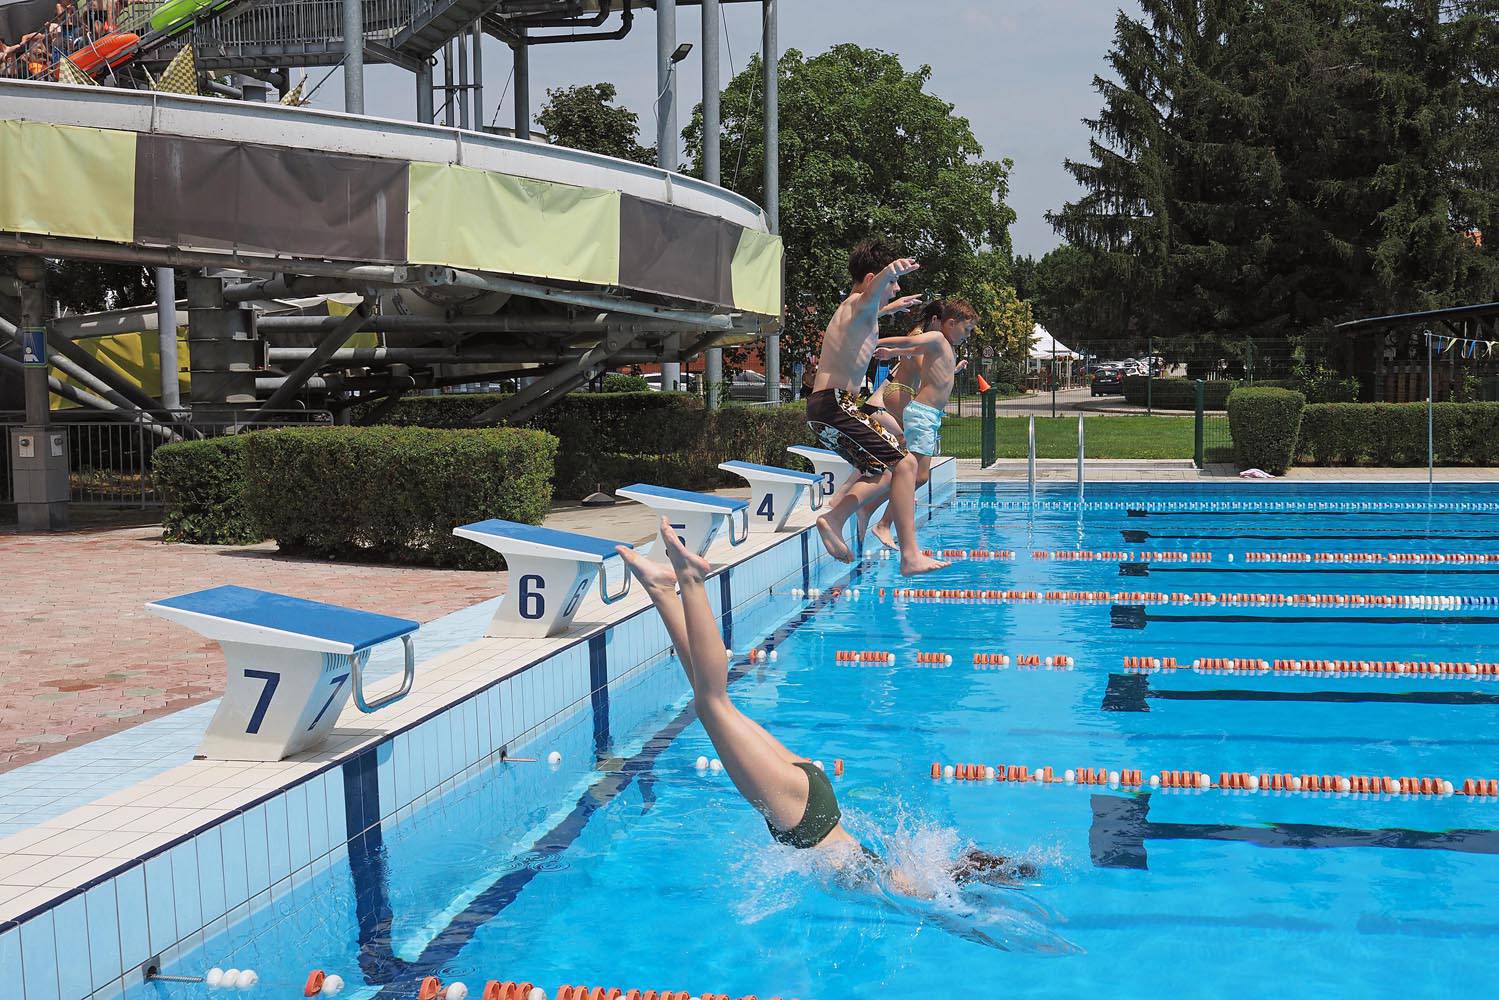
[21,327,45,367]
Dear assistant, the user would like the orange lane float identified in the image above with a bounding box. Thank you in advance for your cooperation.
[419,978,446,1000]
[929,761,1499,797]
[833,650,896,664]
[919,548,1016,560]
[914,651,954,666]
[482,983,537,1000]
[304,971,326,998]
[1031,550,1210,562]
[972,652,1012,668]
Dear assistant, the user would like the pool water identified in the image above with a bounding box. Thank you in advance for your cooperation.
[147,483,1499,1000]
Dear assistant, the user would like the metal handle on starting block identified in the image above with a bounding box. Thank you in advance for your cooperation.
[598,556,632,605]
[729,506,750,546]
[351,634,416,713]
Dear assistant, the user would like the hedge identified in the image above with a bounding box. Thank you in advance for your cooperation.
[153,435,264,544]
[1122,376,1234,410]
[601,372,650,392]
[361,392,817,497]
[1296,402,1499,466]
[1227,387,1306,474]
[243,426,557,569]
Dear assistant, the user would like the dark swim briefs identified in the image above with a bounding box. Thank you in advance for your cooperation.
[806,388,906,476]
[768,761,842,849]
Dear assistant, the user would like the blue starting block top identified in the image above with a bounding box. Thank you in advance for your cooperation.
[616,483,750,513]
[718,460,822,484]
[146,585,418,655]
[454,518,631,562]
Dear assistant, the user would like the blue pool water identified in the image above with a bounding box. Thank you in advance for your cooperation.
[144,483,1499,999]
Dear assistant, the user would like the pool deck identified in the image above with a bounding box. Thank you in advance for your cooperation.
[0,496,739,779]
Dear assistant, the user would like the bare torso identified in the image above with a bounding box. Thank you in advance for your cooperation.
[909,335,957,409]
[812,291,881,394]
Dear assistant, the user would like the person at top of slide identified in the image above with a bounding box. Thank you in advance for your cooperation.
[614,521,1036,913]
[869,299,977,550]
[804,240,947,576]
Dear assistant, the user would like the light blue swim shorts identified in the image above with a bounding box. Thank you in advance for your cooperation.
[904,399,943,457]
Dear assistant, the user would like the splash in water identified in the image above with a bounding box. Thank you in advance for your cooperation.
[731,805,1081,955]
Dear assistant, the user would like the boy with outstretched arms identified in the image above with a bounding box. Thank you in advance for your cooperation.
[804,241,948,576]
[869,299,977,550]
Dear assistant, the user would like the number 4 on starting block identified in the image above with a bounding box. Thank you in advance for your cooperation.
[717,461,824,533]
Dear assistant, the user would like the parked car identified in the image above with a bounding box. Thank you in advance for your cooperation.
[728,370,793,402]
[642,373,698,392]
[1091,367,1125,396]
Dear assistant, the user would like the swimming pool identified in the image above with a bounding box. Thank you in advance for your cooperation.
[114,483,1499,998]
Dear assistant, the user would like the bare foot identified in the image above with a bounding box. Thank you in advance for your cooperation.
[617,543,677,592]
[899,553,950,576]
[657,516,712,580]
[816,515,854,563]
[870,520,898,551]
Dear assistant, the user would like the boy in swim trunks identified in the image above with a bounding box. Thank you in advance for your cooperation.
[804,241,947,576]
[869,299,977,551]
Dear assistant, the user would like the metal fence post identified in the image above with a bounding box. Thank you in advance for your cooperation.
[981,389,996,468]
[1194,379,1205,469]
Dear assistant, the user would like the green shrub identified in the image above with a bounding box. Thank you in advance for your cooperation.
[1227,387,1306,474]
[1122,376,1234,410]
[154,435,264,544]
[601,372,650,392]
[243,426,557,569]
[1296,402,1499,466]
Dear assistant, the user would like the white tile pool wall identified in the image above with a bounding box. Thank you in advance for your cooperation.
[0,460,958,1000]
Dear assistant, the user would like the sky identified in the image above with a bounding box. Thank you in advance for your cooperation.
[303,1,1137,259]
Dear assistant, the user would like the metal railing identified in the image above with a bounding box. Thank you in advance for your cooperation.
[188,0,416,54]
[0,410,330,510]
[1192,379,1234,468]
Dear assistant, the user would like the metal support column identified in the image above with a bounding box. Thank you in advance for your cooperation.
[702,0,723,408]
[11,256,68,531]
[513,27,530,139]
[250,300,371,420]
[342,0,364,114]
[761,0,780,403]
[443,41,455,126]
[471,22,483,129]
[456,24,470,129]
[416,59,434,123]
[186,276,260,423]
[656,0,681,393]
[155,267,180,411]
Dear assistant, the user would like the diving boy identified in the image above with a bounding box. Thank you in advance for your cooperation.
[869,299,977,550]
[804,240,947,576]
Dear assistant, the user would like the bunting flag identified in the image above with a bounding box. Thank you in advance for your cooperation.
[279,75,307,106]
[57,57,96,86]
[152,45,198,96]
[1429,330,1497,357]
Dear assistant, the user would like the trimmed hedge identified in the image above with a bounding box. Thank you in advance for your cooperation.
[1122,376,1234,410]
[362,392,817,497]
[1227,387,1306,474]
[1296,402,1499,466]
[243,426,557,569]
[601,372,650,392]
[154,435,264,544]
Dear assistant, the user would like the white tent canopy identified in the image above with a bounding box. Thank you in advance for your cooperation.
[1029,324,1080,360]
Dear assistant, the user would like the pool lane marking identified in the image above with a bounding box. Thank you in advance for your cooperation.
[1088,793,1499,869]
[1121,561,1499,577]
[1101,673,1499,712]
[357,557,860,995]
[1111,604,1499,629]
[1124,528,1499,543]
[1126,508,1499,519]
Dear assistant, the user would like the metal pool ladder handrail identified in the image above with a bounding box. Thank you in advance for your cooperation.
[1077,414,1085,503]
[1028,414,1036,506]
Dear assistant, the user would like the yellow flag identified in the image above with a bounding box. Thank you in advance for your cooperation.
[280,76,307,106]
[57,57,96,86]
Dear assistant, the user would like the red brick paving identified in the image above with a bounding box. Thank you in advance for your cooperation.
[0,527,498,772]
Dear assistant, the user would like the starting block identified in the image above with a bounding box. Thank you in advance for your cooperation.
[146,585,418,762]
[786,445,857,503]
[615,483,749,562]
[454,518,632,638]
[717,460,823,533]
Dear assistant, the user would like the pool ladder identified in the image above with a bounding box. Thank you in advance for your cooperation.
[1025,415,1086,504]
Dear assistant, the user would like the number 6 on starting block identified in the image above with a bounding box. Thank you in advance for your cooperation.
[146,586,419,762]
[717,460,824,533]
[454,519,633,638]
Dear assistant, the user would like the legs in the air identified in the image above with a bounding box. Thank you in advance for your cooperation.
[617,521,809,829]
